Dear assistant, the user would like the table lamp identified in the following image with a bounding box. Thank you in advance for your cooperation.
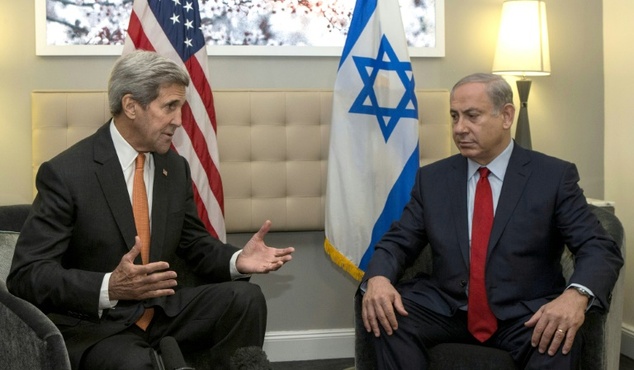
[492,0,551,150]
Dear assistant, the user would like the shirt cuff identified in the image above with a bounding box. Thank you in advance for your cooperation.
[98,273,118,317]
[230,250,251,280]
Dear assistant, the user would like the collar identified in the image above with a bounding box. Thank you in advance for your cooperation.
[110,119,148,171]
[467,140,514,181]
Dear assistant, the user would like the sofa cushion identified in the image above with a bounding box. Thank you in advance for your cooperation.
[0,231,19,282]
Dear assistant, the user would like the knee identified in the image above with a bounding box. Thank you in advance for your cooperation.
[227,281,266,315]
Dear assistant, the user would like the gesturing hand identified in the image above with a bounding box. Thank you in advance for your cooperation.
[235,220,295,274]
[108,236,178,301]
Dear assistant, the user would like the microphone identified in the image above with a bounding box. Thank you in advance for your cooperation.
[160,336,195,370]
[230,346,272,370]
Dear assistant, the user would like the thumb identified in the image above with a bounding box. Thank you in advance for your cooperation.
[255,220,272,240]
[123,236,142,263]
[524,310,541,328]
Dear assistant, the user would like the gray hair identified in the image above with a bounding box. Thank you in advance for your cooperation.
[450,73,514,114]
[108,50,190,116]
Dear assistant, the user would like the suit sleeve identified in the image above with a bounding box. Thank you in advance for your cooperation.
[172,156,240,283]
[364,168,429,284]
[7,161,104,318]
[555,163,623,309]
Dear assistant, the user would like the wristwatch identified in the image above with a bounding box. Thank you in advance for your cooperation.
[570,286,592,299]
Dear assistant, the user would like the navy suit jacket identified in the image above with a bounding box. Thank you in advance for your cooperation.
[8,123,239,367]
[364,144,623,321]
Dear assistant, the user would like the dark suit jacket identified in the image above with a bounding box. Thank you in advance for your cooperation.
[8,123,239,367]
[364,144,623,321]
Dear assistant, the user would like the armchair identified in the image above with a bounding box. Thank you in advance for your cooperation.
[354,204,626,370]
[0,204,71,369]
[0,204,217,369]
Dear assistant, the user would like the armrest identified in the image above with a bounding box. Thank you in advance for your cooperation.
[0,287,71,369]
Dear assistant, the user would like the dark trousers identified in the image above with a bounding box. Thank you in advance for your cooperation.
[80,281,267,370]
[373,297,582,370]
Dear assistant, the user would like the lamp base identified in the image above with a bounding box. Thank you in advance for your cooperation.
[515,79,532,150]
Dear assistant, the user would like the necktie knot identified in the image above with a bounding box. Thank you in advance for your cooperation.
[136,153,145,170]
[478,167,490,179]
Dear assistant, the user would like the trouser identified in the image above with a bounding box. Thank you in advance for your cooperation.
[80,281,267,370]
[373,297,582,370]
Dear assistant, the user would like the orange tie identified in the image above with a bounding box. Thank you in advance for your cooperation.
[132,153,154,330]
[468,167,498,342]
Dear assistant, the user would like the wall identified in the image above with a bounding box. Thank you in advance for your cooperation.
[1,0,627,361]
[604,0,634,359]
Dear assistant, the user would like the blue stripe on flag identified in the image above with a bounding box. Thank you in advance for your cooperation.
[359,144,420,270]
[339,0,378,70]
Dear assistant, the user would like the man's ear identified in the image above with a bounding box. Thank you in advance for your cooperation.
[122,94,137,119]
[501,103,516,130]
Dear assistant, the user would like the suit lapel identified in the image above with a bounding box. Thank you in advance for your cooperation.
[448,156,471,267]
[150,153,169,262]
[488,145,532,253]
[93,124,137,249]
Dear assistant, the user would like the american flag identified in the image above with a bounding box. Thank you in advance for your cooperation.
[124,0,226,241]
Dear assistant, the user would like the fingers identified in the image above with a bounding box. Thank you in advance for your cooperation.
[530,310,562,355]
[110,238,177,300]
[137,270,178,299]
[560,327,578,355]
[275,247,295,257]
[260,253,293,273]
[140,260,172,275]
[363,295,398,336]
[526,310,543,346]
[110,266,177,301]
[539,325,564,355]
[362,296,385,337]
[362,301,385,337]
[362,277,404,337]
[527,292,586,356]
[528,311,580,356]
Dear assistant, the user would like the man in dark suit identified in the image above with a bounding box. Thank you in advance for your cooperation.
[361,73,623,369]
[8,50,294,370]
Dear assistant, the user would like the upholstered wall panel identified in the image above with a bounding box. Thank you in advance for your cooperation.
[32,89,452,233]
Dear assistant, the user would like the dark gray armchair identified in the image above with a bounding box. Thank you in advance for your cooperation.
[0,204,219,369]
[0,204,72,369]
[354,204,626,370]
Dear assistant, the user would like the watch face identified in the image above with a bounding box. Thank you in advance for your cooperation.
[575,287,590,297]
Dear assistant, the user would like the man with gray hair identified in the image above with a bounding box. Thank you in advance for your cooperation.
[360,73,623,369]
[8,50,294,369]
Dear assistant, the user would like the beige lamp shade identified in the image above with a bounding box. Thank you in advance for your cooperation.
[492,0,551,76]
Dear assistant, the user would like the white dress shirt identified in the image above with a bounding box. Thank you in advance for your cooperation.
[98,120,245,313]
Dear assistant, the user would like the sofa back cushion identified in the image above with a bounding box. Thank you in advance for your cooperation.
[32,90,454,233]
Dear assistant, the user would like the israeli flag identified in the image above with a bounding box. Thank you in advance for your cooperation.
[324,0,420,280]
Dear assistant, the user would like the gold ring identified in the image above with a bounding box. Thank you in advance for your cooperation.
[557,329,565,334]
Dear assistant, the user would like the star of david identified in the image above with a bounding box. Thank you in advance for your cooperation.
[349,35,417,142]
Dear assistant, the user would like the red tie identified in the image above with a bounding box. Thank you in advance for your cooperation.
[132,153,154,330]
[468,167,497,342]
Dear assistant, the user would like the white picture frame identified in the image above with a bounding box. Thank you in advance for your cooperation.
[35,0,444,57]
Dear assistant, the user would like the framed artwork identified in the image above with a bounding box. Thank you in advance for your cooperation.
[35,0,444,57]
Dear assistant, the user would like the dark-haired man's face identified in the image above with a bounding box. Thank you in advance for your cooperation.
[450,82,514,165]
